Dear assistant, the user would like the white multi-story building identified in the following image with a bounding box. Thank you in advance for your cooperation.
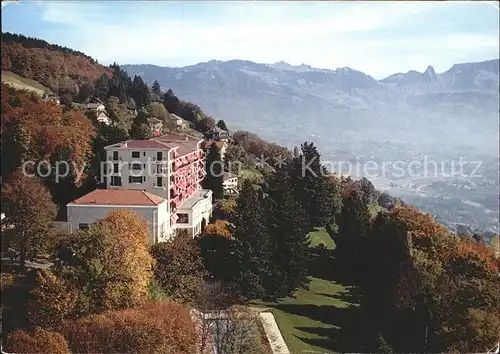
[66,134,213,241]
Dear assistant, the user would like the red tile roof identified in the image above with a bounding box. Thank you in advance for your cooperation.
[123,140,172,149]
[71,189,165,206]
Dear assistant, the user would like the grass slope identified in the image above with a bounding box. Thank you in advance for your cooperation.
[2,71,53,97]
[254,230,358,354]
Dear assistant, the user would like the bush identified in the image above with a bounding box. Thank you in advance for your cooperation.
[60,301,197,353]
[5,327,69,354]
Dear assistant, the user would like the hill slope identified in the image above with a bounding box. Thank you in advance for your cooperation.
[1,71,53,97]
[1,32,111,95]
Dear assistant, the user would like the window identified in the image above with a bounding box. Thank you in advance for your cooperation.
[131,162,142,171]
[129,176,143,184]
[110,176,122,186]
[112,151,118,160]
[113,163,119,173]
[157,177,163,187]
[177,213,189,224]
[78,223,89,230]
[143,151,146,156]
[131,151,140,158]
[157,151,163,161]
[156,164,164,173]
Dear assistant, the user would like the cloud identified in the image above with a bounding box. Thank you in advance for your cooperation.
[21,1,500,78]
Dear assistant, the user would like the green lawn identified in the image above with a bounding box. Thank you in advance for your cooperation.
[308,227,335,249]
[253,277,355,354]
[252,229,360,353]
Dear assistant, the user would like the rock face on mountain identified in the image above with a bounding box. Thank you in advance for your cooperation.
[123,59,499,155]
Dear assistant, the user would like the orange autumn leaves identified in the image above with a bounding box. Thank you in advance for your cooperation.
[393,205,498,272]
[2,85,96,184]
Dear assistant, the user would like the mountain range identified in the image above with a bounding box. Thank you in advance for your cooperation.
[123,59,499,158]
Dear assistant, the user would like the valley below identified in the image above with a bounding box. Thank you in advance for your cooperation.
[125,59,500,234]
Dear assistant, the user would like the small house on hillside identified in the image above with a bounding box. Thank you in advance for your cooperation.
[169,113,189,130]
[96,111,111,125]
[147,117,164,137]
[204,127,229,142]
[84,96,106,112]
[202,140,228,160]
[223,172,239,195]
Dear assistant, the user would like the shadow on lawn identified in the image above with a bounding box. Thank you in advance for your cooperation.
[274,302,363,353]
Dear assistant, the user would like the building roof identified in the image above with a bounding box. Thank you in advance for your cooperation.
[153,134,201,155]
[70,189,165,206]
[178,189,213,210]
[202,140,226,149]
[223,172,238,181]
[169,113,184,121]
[105,140,172,150]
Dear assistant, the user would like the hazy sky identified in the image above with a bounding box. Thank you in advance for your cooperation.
[2,1,499,78]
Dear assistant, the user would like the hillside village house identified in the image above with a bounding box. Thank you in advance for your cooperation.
[147,117,163,136]
[84,97,111,125]
[65,134,212,240]
[223,172,239,195]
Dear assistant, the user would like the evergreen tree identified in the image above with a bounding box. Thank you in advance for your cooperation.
[163,89,180,114]
[130,110,152,140]
[131,76,150,108]
[265,169,310,298]
[202,144,224,200]
[94,73,110,100]
[332,188,371,281]
[152,80,161,96]
[232,181,271,300]
[289,142,338,230]
[216,119,228,132]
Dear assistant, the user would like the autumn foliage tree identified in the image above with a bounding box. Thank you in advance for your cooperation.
[59,301,197,354]
[150,231,208,303]
[52,210,154,315]
[5,327,70,354]
[28,269,79,330]
[1,170,57,271]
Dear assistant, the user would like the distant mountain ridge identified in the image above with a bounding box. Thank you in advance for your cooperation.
[123,58,499,155]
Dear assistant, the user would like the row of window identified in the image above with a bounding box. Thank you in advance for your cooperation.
[112,151,165,160]
[109,176,164,187]
[112,163,166,173]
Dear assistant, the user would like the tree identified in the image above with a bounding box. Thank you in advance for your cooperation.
[130,110,152,140]
[203,143,224,200]
[197,116,216,132]
[27,269,79,330]
[212,306,269,354]
[1,170,57,272]
[147,101,169,121]
[213,197,237,220]
[59,301,197,354]
[1,119,31,178]
[217,119,229,132]
[232,181,271,299]
[289,142,339,230]
[199,222,237,282]
[53,210,154,314]
[203,220,232,239]
[332,187,371,281]
[152,80,162,96]
[150,230,208,303]
[264,169,310,298]
[77,81,94,103]
[5,327,70,354]
[94,73,110,99]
